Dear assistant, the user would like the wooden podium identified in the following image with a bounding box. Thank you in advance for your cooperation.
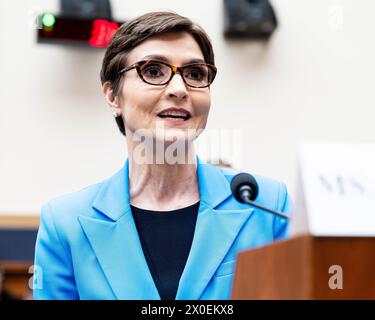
[231,235,375,299]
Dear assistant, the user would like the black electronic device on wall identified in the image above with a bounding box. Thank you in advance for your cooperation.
[61,0,112,19]
[37,0,122,48]
[223,0,278,39]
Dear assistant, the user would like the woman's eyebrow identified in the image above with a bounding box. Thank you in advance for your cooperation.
[141,55,205,65]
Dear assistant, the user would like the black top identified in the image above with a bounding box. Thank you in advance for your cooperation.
[131,201,199,300]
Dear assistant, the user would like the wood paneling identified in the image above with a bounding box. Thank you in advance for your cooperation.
[0,262,33,299]
[0,215,39,229]
[232,235,375,299]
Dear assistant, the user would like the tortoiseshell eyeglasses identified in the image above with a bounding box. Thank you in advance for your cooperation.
[119,60,217,88]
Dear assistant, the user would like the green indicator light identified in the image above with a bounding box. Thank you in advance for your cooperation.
[42,13,56,28]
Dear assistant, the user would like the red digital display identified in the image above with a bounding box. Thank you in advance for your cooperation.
[37,15,122,48]
[89,19,119,48]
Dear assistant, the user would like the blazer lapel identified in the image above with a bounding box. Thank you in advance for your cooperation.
[78,159,160,300]
[175,159,255,299]
[78,157,254,300]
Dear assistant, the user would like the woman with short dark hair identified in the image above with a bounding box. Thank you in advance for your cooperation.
[33,11,292,300]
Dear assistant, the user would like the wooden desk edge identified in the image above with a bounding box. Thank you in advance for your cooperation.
[0,215,40,229]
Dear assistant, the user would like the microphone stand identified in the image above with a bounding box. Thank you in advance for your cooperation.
[239,186,290,220]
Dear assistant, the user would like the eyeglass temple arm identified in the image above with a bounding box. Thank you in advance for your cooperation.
[120,64,137,74]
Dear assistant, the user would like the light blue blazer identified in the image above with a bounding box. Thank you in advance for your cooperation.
[33,157,292,300]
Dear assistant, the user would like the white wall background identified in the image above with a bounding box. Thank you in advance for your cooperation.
[0,0,374,215]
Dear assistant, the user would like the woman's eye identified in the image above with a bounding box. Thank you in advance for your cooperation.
[186,67,206,80]
[143,64,164,77]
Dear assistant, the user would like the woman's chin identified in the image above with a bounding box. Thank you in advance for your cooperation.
[155,128,198,145]
[154,133,188,145]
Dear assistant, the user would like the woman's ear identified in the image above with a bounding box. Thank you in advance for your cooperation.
[102,82,122,116]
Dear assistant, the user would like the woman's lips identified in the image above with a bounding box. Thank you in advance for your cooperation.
[157,107,191,120]
[157,107,192,126]
[157,115,191,125]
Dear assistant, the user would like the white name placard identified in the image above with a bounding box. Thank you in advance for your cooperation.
[292,141,375,237]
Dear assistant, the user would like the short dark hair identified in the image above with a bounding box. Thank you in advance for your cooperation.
[100,11,215,136]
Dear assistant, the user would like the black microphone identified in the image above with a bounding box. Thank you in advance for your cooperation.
[230,173,290,220]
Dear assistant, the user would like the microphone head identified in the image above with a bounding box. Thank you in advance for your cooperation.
[230,173,259,203]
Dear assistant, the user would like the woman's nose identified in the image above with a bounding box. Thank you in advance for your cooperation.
[165,73,188,100]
